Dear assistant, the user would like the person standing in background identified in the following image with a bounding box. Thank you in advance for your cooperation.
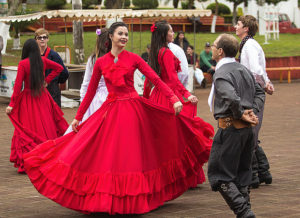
[174,31,190,54]
[35,28,69,107]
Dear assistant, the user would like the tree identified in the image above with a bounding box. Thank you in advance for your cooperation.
[227,0,244,25]
[7,0,21,16]
[72,0,84,64]
[263,0,288,4]
[211,0,219,33]
[104,0,124,8]
[173,0,179,8]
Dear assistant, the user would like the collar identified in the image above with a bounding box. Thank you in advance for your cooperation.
[216,57,236,71]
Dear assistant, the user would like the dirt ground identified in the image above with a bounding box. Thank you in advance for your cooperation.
[0,81,299,218]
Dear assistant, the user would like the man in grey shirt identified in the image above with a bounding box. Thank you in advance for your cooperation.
[208,34,265,218]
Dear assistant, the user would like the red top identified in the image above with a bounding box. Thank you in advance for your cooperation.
[9,57,64,107]
[144,48,191,102]
[75,50,179,121]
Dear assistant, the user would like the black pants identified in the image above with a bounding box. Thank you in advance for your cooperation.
[200,60,216,75]
[47,81,61,107]
[252,102,271,177]
[208,126,255,191]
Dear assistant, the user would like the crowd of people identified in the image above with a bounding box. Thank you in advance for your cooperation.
[4,15,274,218]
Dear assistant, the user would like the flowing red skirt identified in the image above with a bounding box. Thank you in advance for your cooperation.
[149,86,214,185]
[9,89,68,173]
[24,94,213,214]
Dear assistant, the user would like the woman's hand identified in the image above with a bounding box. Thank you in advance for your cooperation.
[44,81,48,87]
[6,106,13,115]
[188,95,198,104]
[173,101,183,115]
[71,119,80,132]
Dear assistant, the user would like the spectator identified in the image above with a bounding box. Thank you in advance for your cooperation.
[200,42,216,75]
[141,44,150,62]
[35,28,69,107]
[186,45,206,88]
[174,31,189,54]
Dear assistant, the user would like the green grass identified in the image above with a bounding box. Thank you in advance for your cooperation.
[3,31,300,66]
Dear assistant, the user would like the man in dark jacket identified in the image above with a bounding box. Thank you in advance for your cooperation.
[207,33,265,218]
[35,28,69,107]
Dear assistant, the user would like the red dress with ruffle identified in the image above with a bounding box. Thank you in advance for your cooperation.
[144,48,214,184]
[24,50,210,214]
[8,57,68,173]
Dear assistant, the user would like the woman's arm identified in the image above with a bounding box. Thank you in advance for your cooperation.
[43,58,64,84]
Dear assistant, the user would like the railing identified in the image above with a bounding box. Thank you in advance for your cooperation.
[266,67,300,83]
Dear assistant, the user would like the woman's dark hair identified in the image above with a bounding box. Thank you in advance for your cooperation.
[91,28,112,65]
[149,21,170,76]
[22,38,44,96]
[174,30,188,44]
[108,22,128,38]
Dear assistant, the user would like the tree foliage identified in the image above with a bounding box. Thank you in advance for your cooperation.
[45,0,66,10]
[132,0,159,9]
[206,3,231,15]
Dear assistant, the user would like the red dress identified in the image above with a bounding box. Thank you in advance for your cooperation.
[144,48,214,184]
[9,57,68,173]
[24,50,210,214]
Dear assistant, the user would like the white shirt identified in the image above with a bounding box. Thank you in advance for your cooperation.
[240,38,270,87]
[168,42,189,87]
[208,57,236,112]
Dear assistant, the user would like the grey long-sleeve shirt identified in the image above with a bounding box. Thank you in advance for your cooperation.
[213,62,265,120]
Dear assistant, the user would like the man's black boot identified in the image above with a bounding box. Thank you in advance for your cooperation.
[251,153,260,189]
[256,146,272,184]
[218,182,256,218]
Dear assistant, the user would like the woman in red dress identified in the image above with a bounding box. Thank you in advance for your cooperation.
[145,21,214,184]
[6,39,68,173]
[24,22,209,215]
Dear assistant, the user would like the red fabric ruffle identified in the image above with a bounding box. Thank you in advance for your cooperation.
[24,135,205,214]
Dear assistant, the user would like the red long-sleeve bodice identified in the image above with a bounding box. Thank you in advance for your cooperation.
[75,50,179,121]
[9,57,63,107]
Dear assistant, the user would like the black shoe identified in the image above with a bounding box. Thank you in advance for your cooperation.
[250,177,260,189]
[239,209,256,218]
[201,78,207,88]
[259,172,272,184]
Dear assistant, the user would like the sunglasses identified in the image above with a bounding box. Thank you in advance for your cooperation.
[36,36,48,40]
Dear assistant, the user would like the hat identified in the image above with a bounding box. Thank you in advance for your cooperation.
[205,42,211,47]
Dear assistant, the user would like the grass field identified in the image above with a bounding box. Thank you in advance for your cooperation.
[3,31,300,66]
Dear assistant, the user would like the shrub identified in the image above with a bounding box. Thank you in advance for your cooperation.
[132,0,158,9]
[45,0,66,10]
[82,0,99,9]
[104,0,130,8]
[206,3,231,15]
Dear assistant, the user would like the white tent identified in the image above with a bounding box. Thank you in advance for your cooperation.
[0,9,211,23]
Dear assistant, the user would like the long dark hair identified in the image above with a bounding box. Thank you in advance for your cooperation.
[108,22,128,40]
[21,39,44,96]
[149,21,170,76]
[91,28,112,65]
[174,30,189,44]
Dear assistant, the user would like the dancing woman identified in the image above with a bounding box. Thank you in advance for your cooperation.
[64,28,111,134]
[24,22,208,214]
[146,21,214,184]
[6,39,68,173]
